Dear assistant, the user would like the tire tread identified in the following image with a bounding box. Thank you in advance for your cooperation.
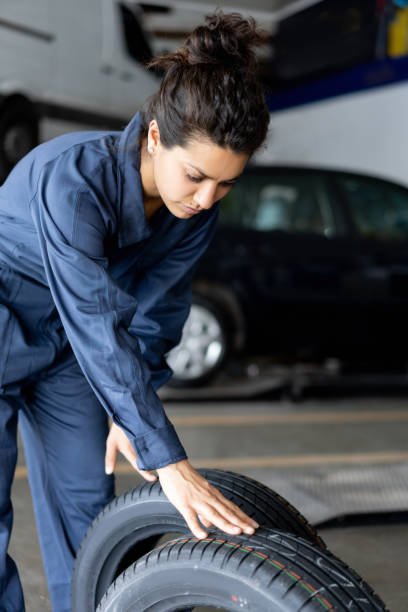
[97,530,388,611]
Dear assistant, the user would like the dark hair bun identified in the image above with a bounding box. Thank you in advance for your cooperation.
[183,11,267,70]
[142,10,270,157]
[150,11,267,73]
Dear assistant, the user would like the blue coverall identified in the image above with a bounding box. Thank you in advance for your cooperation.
[0,111,219,611]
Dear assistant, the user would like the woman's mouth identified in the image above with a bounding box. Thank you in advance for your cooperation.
[181,204,201,215]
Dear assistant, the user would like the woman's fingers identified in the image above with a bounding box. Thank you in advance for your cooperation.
[156,459,258,538]
[183,508,208,539]
[120,440,157,481]
[105,423,157,481]
[138,469,157,482]
[206,484,260,528]
[191,487,260,536]
[185,503,254,539]
[198,514,212,529]
[210,495,259,533]
[220,495,258,523]
[195,503,251,535]
[104,435,117,475]
[119,441,139,471]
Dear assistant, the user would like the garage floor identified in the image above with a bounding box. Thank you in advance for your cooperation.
[10,395,408,611]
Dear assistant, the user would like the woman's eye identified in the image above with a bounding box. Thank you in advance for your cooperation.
[187,174,202,183]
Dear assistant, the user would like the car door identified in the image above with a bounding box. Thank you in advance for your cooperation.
[52,0,110,121]
[208,168,356,359]
[331,171,408,364]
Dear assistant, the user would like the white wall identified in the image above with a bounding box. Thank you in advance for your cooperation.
[254,81,408,187]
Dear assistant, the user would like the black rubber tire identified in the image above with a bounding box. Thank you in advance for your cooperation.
[97,527,388,612]
[0,101,38,183]
[167,294,230,387]
[71,469,325,611]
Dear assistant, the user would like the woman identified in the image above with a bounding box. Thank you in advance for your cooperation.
[0,11,270,612]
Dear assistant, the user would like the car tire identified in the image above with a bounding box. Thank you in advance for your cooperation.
[96,527,387,612]
[0,101,39,183]
[71,469,325,611]
[166,295,230,387]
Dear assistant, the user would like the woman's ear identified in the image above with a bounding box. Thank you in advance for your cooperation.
[147,119,161,154]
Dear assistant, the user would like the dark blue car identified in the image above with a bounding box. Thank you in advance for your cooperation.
[167,166,408,385]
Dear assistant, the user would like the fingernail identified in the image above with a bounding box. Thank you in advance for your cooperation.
[105,467,113,475]
[245,527,255,534]
[252,522,259,528]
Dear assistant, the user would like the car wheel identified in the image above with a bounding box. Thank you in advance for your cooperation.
[0,101,38,183]
[166,295,229,387]
[97,528,387,612]
[71,469,325,611]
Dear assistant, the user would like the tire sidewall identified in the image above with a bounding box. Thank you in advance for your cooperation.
[72,499,186,609]
[99,563,286,611]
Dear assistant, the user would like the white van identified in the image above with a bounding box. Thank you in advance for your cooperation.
[0,0,160,181]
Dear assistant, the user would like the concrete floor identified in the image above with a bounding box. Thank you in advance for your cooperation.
[9,395,408,611]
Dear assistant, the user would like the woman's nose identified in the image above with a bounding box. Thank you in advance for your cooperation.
[194,182,217,209]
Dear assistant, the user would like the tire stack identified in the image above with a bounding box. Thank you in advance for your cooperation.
[71,469,388,611]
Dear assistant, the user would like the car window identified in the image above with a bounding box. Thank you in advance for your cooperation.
[334,174,408,242]
[219,172,336,237]
[119,3,153,65]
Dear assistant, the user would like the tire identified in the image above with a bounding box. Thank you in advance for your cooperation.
[0,101,39,183]
[166,295,229,387]
[97,527,388,612]
[71,469,325,611]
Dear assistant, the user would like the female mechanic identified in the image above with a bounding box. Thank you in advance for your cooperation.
[0,11,270,611]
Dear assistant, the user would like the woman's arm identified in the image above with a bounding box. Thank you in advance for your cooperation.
[32,152,258,539]
[31,153,187,471]
[102,205,259,537]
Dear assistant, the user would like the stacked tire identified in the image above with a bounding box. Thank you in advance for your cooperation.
[71,469,388,611]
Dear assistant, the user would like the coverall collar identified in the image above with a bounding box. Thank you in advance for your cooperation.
[117,111,152,249]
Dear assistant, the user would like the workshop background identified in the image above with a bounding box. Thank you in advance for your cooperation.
[1,0,408,610]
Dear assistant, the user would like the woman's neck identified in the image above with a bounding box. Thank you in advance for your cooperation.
[140,138,164,220]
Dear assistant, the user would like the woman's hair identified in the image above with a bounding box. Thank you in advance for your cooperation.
[139,11,270,156]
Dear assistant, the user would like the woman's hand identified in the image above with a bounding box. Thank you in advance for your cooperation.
[105,422,157,482]
[157,459,259,539]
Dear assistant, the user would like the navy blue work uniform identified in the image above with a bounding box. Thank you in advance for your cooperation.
[0,111,219,611]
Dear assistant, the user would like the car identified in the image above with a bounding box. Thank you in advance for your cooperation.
[0,0,158,183]
[166,165,408,386]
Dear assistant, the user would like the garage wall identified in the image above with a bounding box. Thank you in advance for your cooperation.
[255,80,408,187]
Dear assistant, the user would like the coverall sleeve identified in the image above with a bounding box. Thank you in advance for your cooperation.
[128,209,219,391]
[30,154,217,470]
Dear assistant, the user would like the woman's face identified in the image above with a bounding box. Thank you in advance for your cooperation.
[147,121,249,219]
